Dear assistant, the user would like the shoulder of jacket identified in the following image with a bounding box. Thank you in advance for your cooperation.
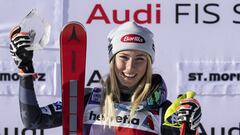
[144,74,168,109]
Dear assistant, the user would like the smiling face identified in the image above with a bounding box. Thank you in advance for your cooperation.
[114,50,148,89]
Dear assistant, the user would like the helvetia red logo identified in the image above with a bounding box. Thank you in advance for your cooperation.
[121,34,145,43]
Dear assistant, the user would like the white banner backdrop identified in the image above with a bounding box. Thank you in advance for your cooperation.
[177,61,240,95]
[0,61,57,96]
[0,0,240,135]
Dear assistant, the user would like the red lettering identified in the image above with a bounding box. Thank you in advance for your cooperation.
[86,4,110,24]
[87,4,161,24]
[113,10,130,24]
[134,4,152,24]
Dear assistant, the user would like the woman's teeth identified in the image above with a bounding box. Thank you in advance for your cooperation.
[122,73,136,78]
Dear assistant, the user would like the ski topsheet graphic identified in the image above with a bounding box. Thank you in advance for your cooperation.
[60,22,87,135]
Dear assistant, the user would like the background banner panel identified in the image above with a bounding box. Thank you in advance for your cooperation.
[177,61,240,95]
[0,60,57,96]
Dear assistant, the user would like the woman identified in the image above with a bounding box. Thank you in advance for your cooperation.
[10,22,201,135]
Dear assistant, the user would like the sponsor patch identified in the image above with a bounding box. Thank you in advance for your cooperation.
[52,101,62,112]
[83,105,160,134]
[121,34,145,43]
[41,106,52,115]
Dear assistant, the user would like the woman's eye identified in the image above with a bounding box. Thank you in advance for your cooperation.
[135,57,145,61]
[119,56,129,60]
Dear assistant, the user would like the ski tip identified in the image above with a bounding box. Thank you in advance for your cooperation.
[62,21,86,32]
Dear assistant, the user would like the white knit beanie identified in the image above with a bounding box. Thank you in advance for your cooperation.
[107,22,155,63]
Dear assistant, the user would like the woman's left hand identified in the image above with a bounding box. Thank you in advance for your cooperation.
[176,98,202,130]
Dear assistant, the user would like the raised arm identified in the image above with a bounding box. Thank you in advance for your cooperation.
[10,26,62,129]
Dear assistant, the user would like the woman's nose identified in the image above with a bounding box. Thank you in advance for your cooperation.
[126,59,135,71]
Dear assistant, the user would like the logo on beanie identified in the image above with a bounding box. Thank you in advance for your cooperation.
[121,34,145,44]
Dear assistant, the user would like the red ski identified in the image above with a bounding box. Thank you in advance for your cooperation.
[60,21,87,135]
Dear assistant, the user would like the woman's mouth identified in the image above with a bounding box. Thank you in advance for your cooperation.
[121,72,137,79]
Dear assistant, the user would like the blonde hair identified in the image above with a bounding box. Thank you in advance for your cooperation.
[100,55,152,126]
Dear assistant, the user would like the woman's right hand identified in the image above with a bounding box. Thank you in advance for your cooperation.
[9,26,35,74]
